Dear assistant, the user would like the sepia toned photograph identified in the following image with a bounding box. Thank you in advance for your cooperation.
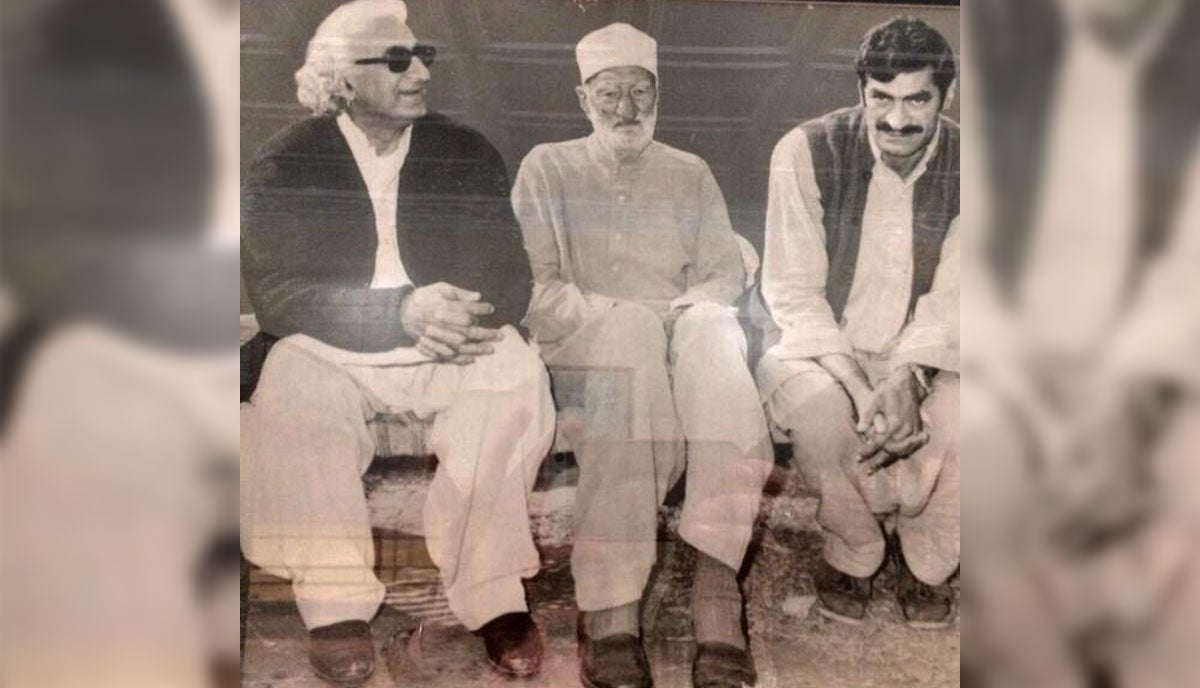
[238,1,959,686]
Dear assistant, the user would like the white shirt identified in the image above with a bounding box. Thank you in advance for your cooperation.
[842,124,942,353]
[512,135,746,343]
[321,114,429,367]
[336,112,414,290]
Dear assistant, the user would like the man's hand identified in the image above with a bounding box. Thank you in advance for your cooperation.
[400,282,503,364]
[856,366,928,472]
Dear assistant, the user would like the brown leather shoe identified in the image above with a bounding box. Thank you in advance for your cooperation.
[478,612,544,678]
[309,620,374,687]
[693,642,757,688]
[578,618,653,688]
[813,559,872,624]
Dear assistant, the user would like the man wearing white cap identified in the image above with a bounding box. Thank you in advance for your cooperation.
[513,22,772,688]
[241,0,553,684]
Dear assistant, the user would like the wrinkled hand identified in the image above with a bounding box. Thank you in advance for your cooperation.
[856,367,928,473]
[400,282,503,364]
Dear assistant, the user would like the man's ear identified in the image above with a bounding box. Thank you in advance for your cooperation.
[575,84,589,116]
[941,77,958,112]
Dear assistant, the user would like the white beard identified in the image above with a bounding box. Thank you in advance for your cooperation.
[587,106,657,159]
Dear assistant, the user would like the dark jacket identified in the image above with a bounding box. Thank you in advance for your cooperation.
[241,113,532,353]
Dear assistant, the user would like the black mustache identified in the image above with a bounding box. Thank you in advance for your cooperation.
[876,123,924,136]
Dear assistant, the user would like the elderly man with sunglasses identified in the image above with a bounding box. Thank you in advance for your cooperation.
[512,23,773,688]
[241,0,554,684]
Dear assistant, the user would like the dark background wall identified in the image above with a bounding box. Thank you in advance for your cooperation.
[241,0,959,310]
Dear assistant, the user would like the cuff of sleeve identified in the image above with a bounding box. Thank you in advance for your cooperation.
[670,289,738,313]
[522,290,619,343]
[669,294,718,313]
[583,292,620,316]
[890,345,959,375]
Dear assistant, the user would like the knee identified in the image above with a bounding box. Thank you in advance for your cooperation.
[773,373,854,432]
[475,327,550,391]
[674,301,738,333]
[771,374,857,460]
[254,338,360,411]
[672,302,746,356]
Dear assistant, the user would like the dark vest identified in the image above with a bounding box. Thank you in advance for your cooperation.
[801,106,960,322]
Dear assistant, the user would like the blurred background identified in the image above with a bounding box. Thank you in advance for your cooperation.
[963,0,1200,686]
[2,0,239,685]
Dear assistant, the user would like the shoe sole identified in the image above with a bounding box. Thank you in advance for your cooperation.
[815,601,867,626]
[311,665,374,687]
[903,617,955,630]
[579,671,653,688]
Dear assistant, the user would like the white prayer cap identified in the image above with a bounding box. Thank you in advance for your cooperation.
[575,23,658,84]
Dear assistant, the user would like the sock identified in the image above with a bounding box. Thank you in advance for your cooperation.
[584,602,640,639]
[692,552,746,650]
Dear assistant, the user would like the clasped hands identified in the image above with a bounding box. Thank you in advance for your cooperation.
[400,282,503,364]
[850,366,930,474]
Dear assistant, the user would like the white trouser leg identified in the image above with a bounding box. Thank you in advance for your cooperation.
[241,339,384,630]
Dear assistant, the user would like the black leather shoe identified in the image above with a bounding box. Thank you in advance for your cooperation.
[478,612,544,678]
[894,539,955,629]
[693,642,757,688]
[814,559,872,624]
[309,620,375,686]
[578,619,653,688]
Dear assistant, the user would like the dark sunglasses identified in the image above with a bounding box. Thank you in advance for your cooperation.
[354,44,436,73]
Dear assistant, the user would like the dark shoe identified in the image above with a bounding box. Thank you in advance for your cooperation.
[693,642,757,688]
[578,619,653,688]
[813,559,871,624]
[894,539,955,629]
[309,620,375,686]
[478,612,544,678]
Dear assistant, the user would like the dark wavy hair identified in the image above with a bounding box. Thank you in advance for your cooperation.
[855,17,957,104]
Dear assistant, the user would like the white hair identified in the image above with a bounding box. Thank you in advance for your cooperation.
[294,0,408,116]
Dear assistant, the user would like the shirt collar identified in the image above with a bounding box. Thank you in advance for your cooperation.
[866,116,942,186]
[336,112,413,178]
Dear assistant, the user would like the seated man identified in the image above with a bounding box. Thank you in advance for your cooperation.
[240,1,554,684]
[512,23,773,688]
[758,17,960,628]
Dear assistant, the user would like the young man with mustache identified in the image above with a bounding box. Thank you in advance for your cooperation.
[241,1,554,684]
[758,16,960,628]
[512,22,773,688]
